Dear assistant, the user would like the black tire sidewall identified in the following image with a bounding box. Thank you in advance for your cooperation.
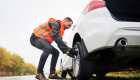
[73,42,92,79]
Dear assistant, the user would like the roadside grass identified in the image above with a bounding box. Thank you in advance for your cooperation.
[92,71,140,80]
[107,71,140,78]
[57,69,140,80]
[92,76,140,80]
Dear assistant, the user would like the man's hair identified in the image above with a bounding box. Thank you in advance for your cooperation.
[64,17,73,24]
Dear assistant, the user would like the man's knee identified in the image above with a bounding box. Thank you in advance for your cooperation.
[43,46,52,53]
[52,48,59,56]
[41,51,49,57]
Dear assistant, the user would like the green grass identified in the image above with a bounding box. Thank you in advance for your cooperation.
[91,71,140,80]
[106,72,140,78]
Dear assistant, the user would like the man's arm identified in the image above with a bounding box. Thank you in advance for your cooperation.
[49,21,70,53]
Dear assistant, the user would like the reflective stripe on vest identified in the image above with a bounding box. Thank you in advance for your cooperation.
[42,23,54,40]
[36,27,50,43]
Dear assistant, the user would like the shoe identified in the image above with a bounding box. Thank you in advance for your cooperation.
[35,73,48,80]
[49,73,63,79]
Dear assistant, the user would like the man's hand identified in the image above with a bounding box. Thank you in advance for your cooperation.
[68,48,77,58]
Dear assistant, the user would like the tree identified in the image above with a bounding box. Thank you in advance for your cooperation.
[0,47,37,76]
[24,63,37,75]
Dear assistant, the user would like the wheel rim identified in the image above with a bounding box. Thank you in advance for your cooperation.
[60,60,63,72]
[73,48,80,77]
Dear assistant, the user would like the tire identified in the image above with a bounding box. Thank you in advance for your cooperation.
[72,42,93,80]
[60,59,67,78]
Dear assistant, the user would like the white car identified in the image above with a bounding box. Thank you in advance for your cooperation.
[60,0,140,79]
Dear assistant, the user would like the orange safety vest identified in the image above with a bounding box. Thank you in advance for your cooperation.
[33,18,64,44]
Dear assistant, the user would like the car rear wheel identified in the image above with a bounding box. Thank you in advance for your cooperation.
[72,42,93,80]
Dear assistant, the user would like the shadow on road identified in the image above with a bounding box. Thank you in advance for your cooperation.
[58,76,140,80]
[90,76,140,80]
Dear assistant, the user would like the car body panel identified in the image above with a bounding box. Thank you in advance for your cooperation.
[61,0,140,71]
[74,7,140,53]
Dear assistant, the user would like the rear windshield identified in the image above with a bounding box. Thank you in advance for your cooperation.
[104,0,140,22]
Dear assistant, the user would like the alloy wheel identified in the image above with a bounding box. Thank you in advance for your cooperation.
[73,48,80,77]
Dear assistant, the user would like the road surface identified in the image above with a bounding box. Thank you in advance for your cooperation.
[0,75,71,80]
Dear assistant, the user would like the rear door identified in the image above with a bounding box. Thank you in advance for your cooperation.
[104,0,140,21]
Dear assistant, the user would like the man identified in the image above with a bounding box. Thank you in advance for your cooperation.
[30,17,77,80]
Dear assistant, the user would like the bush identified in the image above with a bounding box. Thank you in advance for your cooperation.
[0,47,37,76]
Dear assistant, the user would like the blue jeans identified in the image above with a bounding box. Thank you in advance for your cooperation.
[30,33,59,74]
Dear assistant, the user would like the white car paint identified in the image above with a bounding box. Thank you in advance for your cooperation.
[61,1,140,70]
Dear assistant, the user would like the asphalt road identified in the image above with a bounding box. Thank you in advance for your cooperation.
[0,75,71,80]
[1,75,140,80]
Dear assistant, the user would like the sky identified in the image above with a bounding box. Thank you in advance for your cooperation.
[0,0,91,73]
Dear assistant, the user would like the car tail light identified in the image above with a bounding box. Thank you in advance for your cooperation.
[83,0,105,14]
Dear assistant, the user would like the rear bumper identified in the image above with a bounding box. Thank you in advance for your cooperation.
[83,27,140,53]
[106,27,140,47]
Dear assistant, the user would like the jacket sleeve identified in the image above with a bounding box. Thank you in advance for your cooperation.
[49,21,70,53]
